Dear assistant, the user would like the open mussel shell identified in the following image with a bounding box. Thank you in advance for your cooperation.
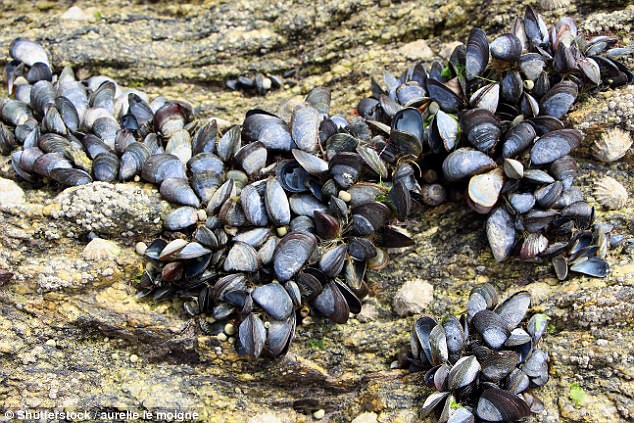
[468,168,504,213]
[421,391,450,418]
[411,316,438,367]
[472,310,510,349]
[570,256,608,278]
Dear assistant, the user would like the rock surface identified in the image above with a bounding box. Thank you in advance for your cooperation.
[392,279,434,316]
[0,1,633,422]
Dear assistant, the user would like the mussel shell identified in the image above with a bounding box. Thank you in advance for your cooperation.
[468,168,504,210]
[141,153,186,184]
[530,129,582,165]
[240,183,269,227]
[539,81,578,119]
[481,350,520,382]
[319,244,347,277]
[10,38,50,67]
[509,192,535,214]
[442,148,496,182]
[217,124,241,162]
[312,282,350,324]
[237,313,266,359]
[448,355,481,390]
[462,109,500,152]
[291,103,321,153]
[490,33,522,62]
[235,141,267,177]
[466,28,489,81]
[535,181,563,209]
[187,152,224,175]
[264,177,291,226]
[329,152,363,189]
[252,282,293,320]
[266,315,296,357]
[192,119,217,155]
[50,168,92,186]
[160,177,201,208]
[470,83,499,114]
[93,151,119,182]
[351,202,391,235]
[494,291,531,330]
[273,231,318,281]
[427,78,462,113]
[472,310,510,349]
[164,206,198,231]
[519,53,546,81]
[476,387,530,422]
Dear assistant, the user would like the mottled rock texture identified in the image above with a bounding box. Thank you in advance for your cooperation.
[0,1,633,422]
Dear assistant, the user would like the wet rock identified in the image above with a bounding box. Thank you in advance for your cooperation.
[0,1,632,422]
[392,279,434,317]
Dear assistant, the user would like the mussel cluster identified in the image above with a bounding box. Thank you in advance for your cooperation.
[225,72,288,95]
[410,284,549,423]
[0,5,632,362]
[355,6,632,279]
[1,38,417,359]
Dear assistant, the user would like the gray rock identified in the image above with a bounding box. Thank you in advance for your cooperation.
[0,177,25,207]
[392,279,434,316]
[352,412,379,423]
[53,182,168,238]
[399,39,434,60]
